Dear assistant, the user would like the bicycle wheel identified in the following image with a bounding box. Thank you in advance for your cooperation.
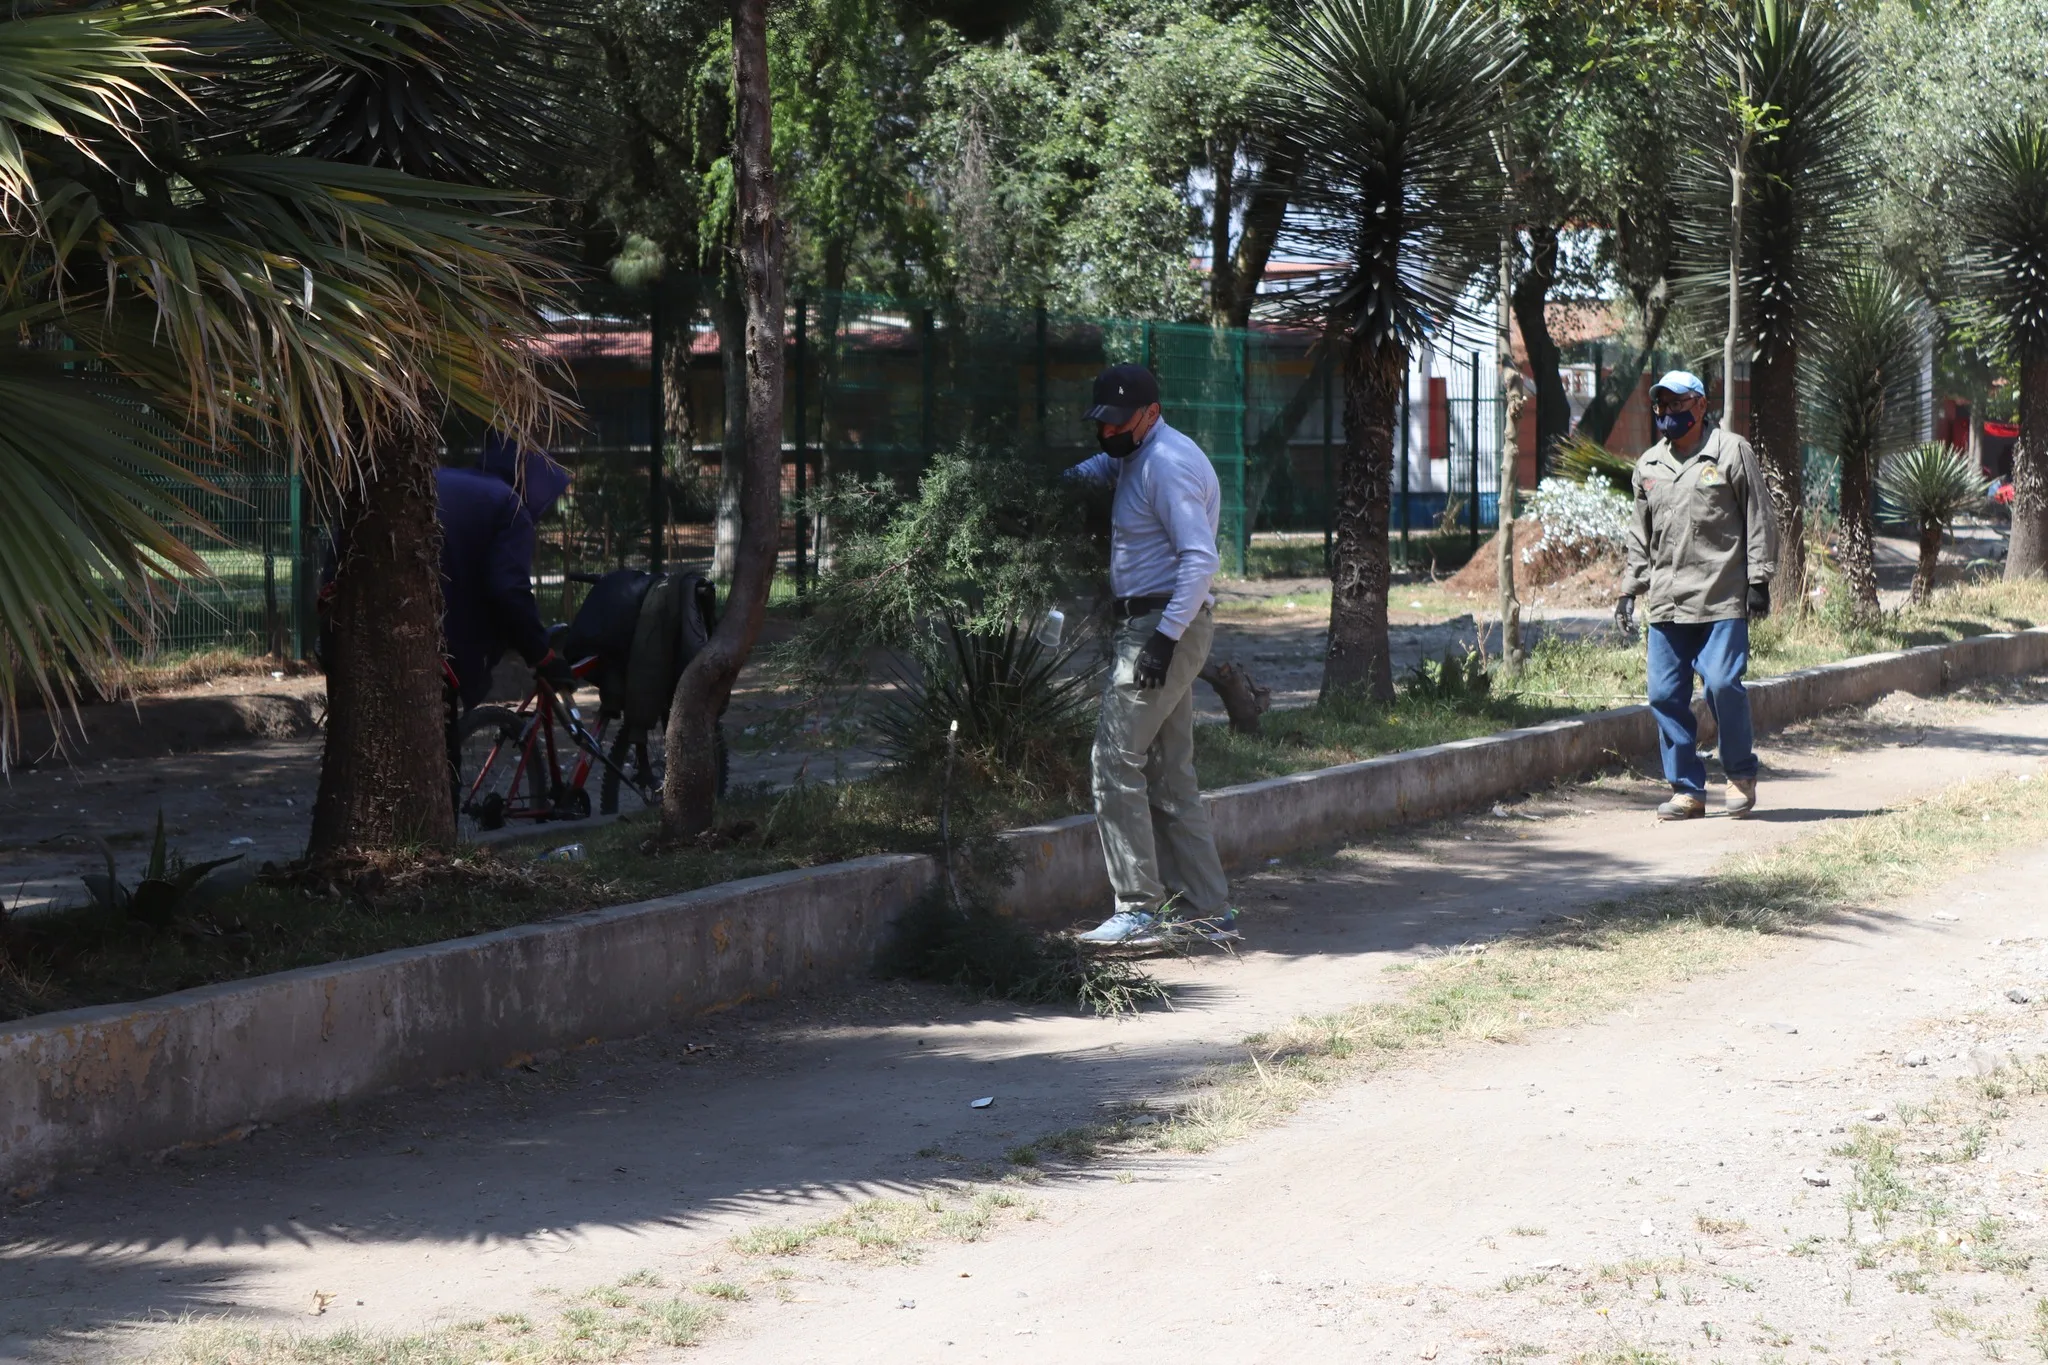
[456,706,545,835]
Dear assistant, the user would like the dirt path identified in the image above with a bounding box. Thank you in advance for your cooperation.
[4,689,2047,1364]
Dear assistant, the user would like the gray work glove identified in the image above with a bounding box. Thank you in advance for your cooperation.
[1747,581,1771,619]
[1613,594,1637,639]
[1133,629,1177,689]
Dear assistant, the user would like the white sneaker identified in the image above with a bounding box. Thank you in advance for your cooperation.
[1076,909,1162,945]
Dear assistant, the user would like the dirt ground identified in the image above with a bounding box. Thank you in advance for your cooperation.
[5,685,2048,1363]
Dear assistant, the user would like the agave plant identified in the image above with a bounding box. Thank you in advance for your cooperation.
[1953,118,2048,578]
[874,618,1100,787]
[82,812,242,930]
[1262,0,1520,702]
[1878,442,1983,603]
[1806,264,1923,623]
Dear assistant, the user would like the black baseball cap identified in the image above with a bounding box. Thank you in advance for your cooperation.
[1084,363,1160,423]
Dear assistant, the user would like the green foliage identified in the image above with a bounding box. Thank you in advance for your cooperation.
[1694,0,1870,361]
[785,445,1100,685]
[919,2,1269,316]
[1402,645,1491,703]
[1263,0,1519,347]
[1807,262,1924,462]
[0,0,574,759]
[1879,441,1983,531]
[1552,433,1635,495]
[1954,118,2048,366]
[80,812,243,930]
[874,618,1099,787]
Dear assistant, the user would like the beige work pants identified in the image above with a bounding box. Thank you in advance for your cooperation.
[1090,605,1228,916]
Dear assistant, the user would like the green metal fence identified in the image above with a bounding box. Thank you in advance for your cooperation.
[138,465,307,661]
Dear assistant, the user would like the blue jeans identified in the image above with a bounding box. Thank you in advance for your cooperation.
[1647,619,1757,795]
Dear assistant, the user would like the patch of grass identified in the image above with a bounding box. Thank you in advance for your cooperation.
[164,1279,723,1365]
[1509,1225,1547,1237]
[691,1282,747,1302]
[1695,1214,1749,1236]
[727,1188,1036,1265]
[1499,1272,1550,1292]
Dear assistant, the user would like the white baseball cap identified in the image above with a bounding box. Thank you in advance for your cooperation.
[1650,369,1706,400]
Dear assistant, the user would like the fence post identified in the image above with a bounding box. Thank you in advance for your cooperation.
[648,279,666,572]
[1399,366,1411,569]
[1469,350,1481,554]
[1238,327,1251,573]
[1035,303,1048,458]
[794,296,808,597]
[288,466,306,660]
[920,306,935,461]
[1321,342,1335,576]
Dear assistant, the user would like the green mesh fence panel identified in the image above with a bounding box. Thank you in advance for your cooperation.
[134,460,306,662]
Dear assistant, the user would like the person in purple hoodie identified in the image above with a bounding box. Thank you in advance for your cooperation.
[437,432,575,708]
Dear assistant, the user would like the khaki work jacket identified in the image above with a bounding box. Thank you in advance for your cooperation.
[1622,426,1779,624]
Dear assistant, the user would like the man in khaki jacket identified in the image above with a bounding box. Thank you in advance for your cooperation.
[1617,370,1779,820]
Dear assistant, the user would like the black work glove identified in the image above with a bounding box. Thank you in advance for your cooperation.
[1613,594,1637,639]
[1132,629,1178,690]
[537,649,577,694]
[1747,580,1771,620]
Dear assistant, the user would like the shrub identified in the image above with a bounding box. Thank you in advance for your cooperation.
[1521,477,1632,571]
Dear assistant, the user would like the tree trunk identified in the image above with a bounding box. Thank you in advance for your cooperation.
[1496,231,1522,673]
[1749,341,1807,610]
[1208,132,1238,332]
[308,422,456,860]
[1321,336,1400,702]
[2007,354,2048,578]
[662,0,783,839]
[1577,277,1670,446]
[1225,147,1294,332]
[1724,116,1748,438]
[711,269,748,583]
[1511,223,1569,479]
[662,272,697,470]
[1837,436,1881,623]
[1914,520,1942,603]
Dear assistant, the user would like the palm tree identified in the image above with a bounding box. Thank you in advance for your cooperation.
[1708,0,1869,613]
[1264,0,1519,701]
[1953,119,2048,578]
[1879,442,1981,604]
[1806,263,1922,623]
[0,1,574,847]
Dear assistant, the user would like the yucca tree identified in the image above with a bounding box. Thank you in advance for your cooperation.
[1879,442,1982,603]
[0,1,575,852]
[1264,0,1519,701]
[1807,263,1922,623]
[1707,0,1869,613]
[1954,119,2048,579]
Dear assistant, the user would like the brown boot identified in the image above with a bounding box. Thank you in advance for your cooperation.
[1657,791,1707,821]
[1726,777,1758,818]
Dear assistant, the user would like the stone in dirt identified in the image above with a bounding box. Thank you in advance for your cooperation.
[2010,988,2033,1004]
[1905,1051,1931,1066]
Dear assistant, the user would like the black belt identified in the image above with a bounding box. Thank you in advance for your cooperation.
[1113,595,1173,619]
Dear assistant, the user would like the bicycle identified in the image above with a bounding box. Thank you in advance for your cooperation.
[454,660,658,834]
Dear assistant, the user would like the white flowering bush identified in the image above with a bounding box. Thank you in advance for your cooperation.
[1521,477,1632,568]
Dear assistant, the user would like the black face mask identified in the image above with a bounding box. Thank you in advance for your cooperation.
[1100,427,1140,459]
[1653,409,1697,441]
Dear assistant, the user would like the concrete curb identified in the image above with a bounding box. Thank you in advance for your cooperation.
[14,690,323,765]
[6,628,2046,1187]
